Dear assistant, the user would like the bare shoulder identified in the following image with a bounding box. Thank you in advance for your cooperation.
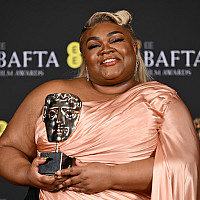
[24,78,86,105]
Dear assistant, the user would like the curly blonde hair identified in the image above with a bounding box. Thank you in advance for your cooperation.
[78,10,150,83]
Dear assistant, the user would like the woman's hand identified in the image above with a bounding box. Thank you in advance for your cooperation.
[55,160,112,194]
[26,157,66,191]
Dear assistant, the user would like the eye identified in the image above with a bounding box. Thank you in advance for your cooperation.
[110,38,124,44]
[48,108,58,119]
[62,108,67,112]
[49,111,56,118]
[88,44,101,50]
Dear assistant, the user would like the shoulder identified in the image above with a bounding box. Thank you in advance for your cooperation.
[137,81,177,95]
[135,81,179,112]
[26,77,86,104]
[32,77,86,94]
[11,77,87,123]
[136,81,177,98]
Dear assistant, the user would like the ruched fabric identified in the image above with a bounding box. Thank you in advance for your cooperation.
[35,81,200,200]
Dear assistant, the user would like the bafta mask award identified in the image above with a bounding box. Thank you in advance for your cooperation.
[38,93,82,175]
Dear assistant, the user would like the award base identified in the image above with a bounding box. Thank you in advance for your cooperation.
[38,152,75,175]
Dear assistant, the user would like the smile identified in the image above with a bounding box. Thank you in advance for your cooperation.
[103,58,117,64]
[101,58,120,66]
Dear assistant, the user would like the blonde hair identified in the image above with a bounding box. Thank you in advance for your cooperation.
[78,10,150,83]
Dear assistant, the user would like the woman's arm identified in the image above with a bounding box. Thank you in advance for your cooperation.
[0,89,40,185]
[151,95,200,200]
[55,157,154,195]
[110,157,154,193]
[0,80,71,190]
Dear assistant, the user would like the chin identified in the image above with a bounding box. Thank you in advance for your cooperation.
[98,78,123,86]
[102,71,122,80]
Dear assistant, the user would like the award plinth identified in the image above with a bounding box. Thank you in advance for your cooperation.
[39,152,75,175]
[38,93,82,175]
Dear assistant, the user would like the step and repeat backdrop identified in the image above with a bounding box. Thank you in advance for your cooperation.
[0,0,200,199]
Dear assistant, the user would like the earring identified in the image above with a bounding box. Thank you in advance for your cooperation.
[135,55,138,73]
[86,66,90,82]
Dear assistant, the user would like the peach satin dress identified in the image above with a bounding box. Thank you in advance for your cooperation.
[35,81,200,200]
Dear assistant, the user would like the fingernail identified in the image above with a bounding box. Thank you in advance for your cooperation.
[41,156,48,160]
[56,170,61,175]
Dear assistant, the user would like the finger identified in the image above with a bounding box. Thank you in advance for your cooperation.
[39,174,56,185]
[54,174,68,181]
[68,186,87,193]
[53,176,69,188]
[56,183,64,190]
[32,157,47,167]
[56,166,81,176]
[75,159,87,166]
[69,182,83,189]
[62,175,81,187]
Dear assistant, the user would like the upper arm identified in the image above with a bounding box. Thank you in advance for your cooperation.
[0,80,66,160]
[151,94,200,199]
[0,89,45,160]
[159,95,200,177]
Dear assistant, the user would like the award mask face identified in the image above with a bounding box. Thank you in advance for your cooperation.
[43,93,82,142]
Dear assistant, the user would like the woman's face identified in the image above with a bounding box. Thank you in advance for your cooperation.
[82,22,137,86]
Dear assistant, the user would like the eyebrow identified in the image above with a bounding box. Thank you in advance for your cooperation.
[107,31,124,37]
[86,31,124,45]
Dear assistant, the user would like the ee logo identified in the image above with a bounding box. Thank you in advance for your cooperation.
[0,120,7,136]
[67,42,82,69]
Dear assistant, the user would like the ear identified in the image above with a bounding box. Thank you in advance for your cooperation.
[81,56,86,67]
[132,40,137,54]
[133,44,137,54]
[81,54,85,61]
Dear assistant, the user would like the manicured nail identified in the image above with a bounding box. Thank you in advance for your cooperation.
[54,187,59,191]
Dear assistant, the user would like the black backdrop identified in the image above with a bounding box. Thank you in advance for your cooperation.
[0,0,200,199]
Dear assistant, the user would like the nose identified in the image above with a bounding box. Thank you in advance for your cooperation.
[98,44,114,56]
[56,111,65,125]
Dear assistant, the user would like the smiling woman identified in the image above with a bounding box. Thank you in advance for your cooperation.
[79,10,149,85]
[0,10,199,200]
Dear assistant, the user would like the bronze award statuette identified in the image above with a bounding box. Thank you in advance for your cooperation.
[38,93,82,175]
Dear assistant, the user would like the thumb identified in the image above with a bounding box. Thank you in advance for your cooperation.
[32,156,48,167]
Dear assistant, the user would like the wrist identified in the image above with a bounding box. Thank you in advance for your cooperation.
[24,163,36,187]
[108,165,115,189]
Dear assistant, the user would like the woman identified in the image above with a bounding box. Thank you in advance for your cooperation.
[0,10,199,200]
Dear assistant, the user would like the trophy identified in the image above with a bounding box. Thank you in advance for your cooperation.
[38,93,82,175]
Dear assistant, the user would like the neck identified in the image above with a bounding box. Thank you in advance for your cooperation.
[90,79,139,96]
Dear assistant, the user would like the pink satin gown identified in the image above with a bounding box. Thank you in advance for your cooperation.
[35,81,200,200]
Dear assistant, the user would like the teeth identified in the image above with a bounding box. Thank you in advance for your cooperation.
[103,58,117,63]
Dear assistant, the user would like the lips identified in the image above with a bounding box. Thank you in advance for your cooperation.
[100,57,120,66]
[56,125,69,135]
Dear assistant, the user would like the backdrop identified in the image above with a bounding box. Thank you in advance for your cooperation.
[0,0,200,199]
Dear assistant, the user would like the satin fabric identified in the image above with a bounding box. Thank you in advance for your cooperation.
[35,81,200,200]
